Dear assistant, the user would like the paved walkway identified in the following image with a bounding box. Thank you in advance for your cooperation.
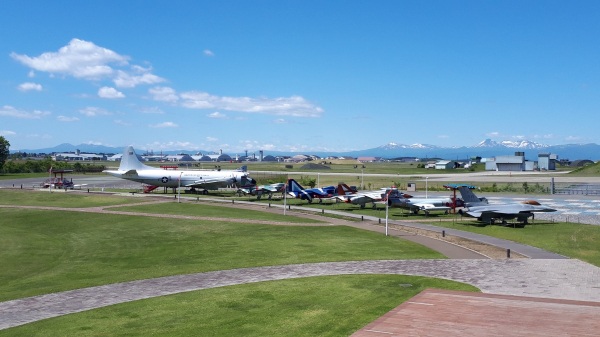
[1,259,599,330]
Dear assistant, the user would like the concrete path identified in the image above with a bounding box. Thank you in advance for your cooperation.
[1,259,599,330]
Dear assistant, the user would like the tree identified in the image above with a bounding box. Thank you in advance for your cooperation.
[0,136,10,171]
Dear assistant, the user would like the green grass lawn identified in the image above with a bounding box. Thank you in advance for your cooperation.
[423,218,600,266]
[1,275,477,337]
[0,189,470,335]
[0,189,142,207]
[111,201,323,223]
[0,203,446,302]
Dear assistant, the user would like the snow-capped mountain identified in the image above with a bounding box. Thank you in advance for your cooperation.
[351,139,597,160]
[377,142,440,150]
[475,139,549,149]
[12,139,600,160]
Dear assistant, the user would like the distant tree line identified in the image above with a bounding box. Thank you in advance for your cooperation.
[2,157,106,174]
[0,136,11,171]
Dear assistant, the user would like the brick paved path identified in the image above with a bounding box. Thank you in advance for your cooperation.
[1,259,598,330]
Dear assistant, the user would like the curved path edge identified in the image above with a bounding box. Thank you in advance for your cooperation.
[2,259,599,330]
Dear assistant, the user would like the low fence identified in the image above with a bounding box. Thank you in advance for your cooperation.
[553,184,600,196]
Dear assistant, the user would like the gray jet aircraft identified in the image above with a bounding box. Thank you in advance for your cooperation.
[456,186,556,225]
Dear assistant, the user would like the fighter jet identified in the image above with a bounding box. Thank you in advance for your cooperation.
[456,186,556,225]
[237,182,285,200]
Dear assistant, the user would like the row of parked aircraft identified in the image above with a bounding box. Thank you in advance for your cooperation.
[104,146,557,226]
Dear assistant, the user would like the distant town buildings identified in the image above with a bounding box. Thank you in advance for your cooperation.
[484,152,558,171]
[46,148,566,172]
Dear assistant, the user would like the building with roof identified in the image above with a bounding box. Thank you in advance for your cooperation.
[435,160,456,170]
[538,153,558,170]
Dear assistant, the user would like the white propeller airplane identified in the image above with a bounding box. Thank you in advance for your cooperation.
[104,146,255,193]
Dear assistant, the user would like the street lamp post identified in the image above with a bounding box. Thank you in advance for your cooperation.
[283,182,287,215]
[178,172,183,203]
[385,198,389,236]
[425,176,429,199]
[361,168,364,190]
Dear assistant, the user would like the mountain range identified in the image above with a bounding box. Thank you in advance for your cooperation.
[12,139,600,160]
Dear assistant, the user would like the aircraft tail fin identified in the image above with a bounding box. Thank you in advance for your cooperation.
[336,183,354,196]
[287,179,312,201]
[118,146,152,171]
[287,178,305,193]
[457,186,488,206]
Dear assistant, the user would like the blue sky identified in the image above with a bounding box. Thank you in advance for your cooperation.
[1,1,599,153]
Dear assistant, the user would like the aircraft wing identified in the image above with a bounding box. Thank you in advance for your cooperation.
[412,202,451,212]
[334,191,383,208]
[185,176,236,189]
[263,183,285,192]
[466,204,555,216]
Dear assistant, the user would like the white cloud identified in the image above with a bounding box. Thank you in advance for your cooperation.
[0,105,50,119]
[145,141,195,150]
[17,82,43,91]
[238,140,278,152]
[0,130,16,136]
[533,134,555,140]
[11,38,163,88]
[273,118,286,124]
[203,49,215,57]
[114,119,131,126]
[98,86,125,99]
[149,86,179,103]
[485,131,501,138]
[149,87,323,118]
[84,141,107,146]
[139,106,164,114]
[565,135,583,142]
[206,136,218,142]
[113,69,164,88]
[57,115,80,122]
[208,111,227,119]
[179,91,324,117]
[79,106,111,117]
[11,38,128,80]
[149,121,178,128]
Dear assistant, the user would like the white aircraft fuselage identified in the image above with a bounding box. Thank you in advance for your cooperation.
[107,169,247,189]
[103,146,254,190]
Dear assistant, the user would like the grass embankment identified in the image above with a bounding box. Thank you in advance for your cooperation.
[1,275,476,337]
[0,189,475,336]
[0,189,449,303]
[423,219,600,266]
[110,201,320,223]
[0,188,142,207]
